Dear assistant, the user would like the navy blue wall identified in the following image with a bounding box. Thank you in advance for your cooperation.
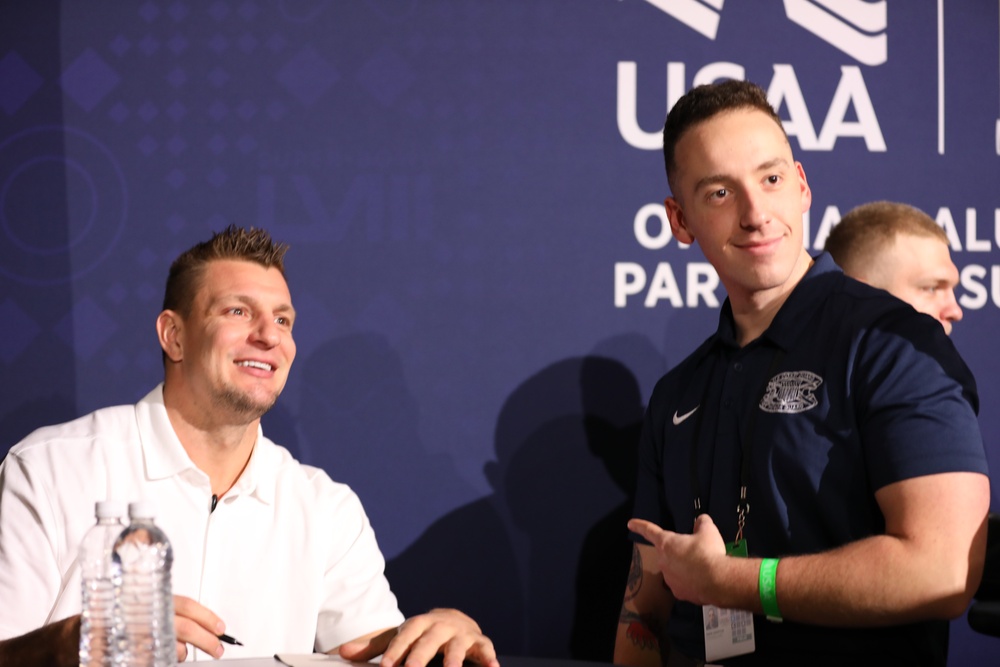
[2,1,999,662]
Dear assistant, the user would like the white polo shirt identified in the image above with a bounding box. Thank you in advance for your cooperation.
[0,385,404,660]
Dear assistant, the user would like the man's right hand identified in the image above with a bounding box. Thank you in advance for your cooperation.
[173,594,228,661]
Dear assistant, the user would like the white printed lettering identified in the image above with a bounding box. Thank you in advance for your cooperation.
[965,208,991,252]
[815,66,886,151]
[645,263,684,307]
[934,207,963,252]
[960,265,987,309]
[686,263,721,307]
[769,64,819,149]
[618,62,884,153]
[811,206,843,251]
[634,204,672,250]
[615,262,647,307]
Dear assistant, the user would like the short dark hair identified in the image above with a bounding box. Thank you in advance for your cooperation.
[162,224,289,316]
[825,201,946,276]
[662,80,786,191]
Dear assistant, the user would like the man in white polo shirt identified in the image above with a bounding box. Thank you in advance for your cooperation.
[0,225,499,667]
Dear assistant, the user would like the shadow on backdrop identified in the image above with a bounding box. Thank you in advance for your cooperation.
[387,348,655,659]
[571,334,667,659]
[295,332,479,559]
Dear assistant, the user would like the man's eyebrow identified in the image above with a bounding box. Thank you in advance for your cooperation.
[691,172,730,193]
[928,276,958,287]
[209,294,296,317]
[755,157,791,174]
[209,293,256,308]
[257,298,296,318]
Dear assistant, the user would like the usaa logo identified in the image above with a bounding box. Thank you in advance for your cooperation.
[621,0,888,153]
[641,0,886,64]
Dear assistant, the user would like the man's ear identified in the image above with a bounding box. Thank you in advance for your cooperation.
[665,197,695,245]
[156,310,184,362]
[795,161,812,213]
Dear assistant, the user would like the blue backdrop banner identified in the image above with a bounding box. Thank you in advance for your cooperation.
[1,0,998,662]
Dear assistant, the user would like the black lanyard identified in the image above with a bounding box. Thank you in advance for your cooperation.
[688,347,786,543]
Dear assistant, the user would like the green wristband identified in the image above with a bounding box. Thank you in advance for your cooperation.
[759,557,782,622]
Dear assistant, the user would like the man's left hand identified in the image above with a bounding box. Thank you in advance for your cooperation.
[628,515,728,606]
[336,608,499,667]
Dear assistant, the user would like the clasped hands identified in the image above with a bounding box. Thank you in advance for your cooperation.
[628,514,732,607]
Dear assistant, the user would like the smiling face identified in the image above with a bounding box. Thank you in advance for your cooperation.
[664,108,813,309]
[158,259,296,423]
[865,233,963,335]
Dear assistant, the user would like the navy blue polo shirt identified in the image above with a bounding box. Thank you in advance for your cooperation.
[632,253,988,666]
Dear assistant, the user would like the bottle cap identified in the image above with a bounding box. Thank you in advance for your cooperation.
[127,500,156,519]
[95,500,126,519]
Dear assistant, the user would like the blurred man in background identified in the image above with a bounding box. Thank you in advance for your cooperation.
[825,201,962,334]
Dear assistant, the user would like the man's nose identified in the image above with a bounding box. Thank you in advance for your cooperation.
[740,191,770,229]
[940,289,963,328]
[252,318,281,346]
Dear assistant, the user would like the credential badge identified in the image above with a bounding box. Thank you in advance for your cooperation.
[759,371,823,414]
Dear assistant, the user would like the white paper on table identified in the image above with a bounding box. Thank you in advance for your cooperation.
[275,655,371,667]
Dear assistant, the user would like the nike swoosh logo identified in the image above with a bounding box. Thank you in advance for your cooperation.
[672,406,699,425]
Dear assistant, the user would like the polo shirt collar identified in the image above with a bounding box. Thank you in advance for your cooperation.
[714,253,841,351]
[230,428,278,505]
[135,383,278,505]
[136,384,198,480]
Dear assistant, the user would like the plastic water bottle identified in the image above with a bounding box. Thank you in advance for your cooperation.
[112,501,177,667]
[79,501,126,667]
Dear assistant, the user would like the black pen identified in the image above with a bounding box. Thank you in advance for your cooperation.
[218,633,244,646]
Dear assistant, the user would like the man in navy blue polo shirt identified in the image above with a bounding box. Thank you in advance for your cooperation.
[612,81,989,666]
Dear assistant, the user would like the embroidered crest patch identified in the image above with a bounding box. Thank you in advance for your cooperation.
[759,371,823,414]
